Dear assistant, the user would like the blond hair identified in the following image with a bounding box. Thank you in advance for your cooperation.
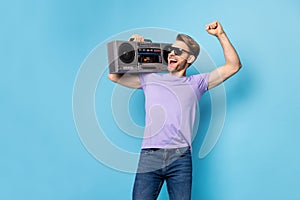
[176,34,200,58]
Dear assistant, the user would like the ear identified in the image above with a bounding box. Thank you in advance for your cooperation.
[187,55,195,64]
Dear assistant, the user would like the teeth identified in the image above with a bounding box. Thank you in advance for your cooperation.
[170,58,177,62]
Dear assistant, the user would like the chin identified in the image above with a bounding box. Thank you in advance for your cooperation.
[167,66,176,72]
[168,63,179,71]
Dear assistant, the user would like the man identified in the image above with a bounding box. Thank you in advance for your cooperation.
[108,21,242,200]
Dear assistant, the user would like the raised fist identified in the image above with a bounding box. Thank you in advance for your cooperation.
[205,21,224,37]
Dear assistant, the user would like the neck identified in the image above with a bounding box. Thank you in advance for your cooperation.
[169,70,186,77]
[168,63,189,77]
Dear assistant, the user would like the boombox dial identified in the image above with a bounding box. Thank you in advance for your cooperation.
[107,40,172,73]
[163,45,172,64]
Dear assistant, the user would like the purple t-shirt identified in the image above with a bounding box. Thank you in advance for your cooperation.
[139,73,209,149]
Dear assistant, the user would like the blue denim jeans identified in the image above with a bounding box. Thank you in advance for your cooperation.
[132,146,192,200]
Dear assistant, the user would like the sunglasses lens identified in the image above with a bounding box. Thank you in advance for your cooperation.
[175,48,183,55]
[167,47,182,56]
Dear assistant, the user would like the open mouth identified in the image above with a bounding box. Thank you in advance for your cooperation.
[169,58,178,65]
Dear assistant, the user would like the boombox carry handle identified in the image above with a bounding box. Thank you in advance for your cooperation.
[129,38,152,43]
[144,39,152,43]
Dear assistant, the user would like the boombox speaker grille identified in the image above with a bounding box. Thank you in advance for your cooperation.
[118,43,135,64]
[162,44,172,64]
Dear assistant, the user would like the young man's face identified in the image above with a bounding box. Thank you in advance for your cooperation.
[167,40,193,72]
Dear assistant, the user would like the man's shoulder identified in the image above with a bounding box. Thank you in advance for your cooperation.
[139,72,165,80]
[189,73,210,92]
[189,73,209,81]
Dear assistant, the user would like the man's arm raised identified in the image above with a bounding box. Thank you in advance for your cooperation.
[206,21,242,90]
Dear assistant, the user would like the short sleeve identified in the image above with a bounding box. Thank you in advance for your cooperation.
[192,73,210,94]
[139,73,154,90]
[138,73,146,90]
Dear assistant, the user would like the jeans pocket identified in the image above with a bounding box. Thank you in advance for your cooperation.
[141,149,155,155]
[138,149,162,173]
[175,147,191,157]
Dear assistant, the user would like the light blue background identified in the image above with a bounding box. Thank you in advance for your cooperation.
[1,0,300,199]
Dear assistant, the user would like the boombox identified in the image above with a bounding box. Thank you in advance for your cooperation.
[107,40,172,73]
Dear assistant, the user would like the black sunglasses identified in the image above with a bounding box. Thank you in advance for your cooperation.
[165,46,193,56]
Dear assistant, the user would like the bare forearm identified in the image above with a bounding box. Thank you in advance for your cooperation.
[217,32,242,70]
[107,73,141,88]
[108,73,124,83]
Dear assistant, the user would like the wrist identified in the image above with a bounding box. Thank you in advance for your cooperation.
[216,31,226,38]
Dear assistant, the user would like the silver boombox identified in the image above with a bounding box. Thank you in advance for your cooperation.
[107,40,172,73]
